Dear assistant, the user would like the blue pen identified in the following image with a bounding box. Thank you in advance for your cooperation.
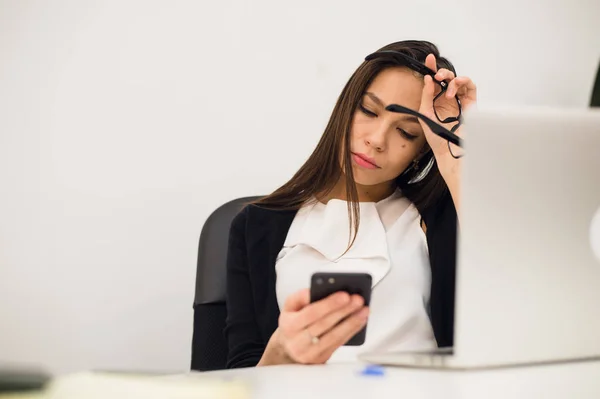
[360,364,386,377]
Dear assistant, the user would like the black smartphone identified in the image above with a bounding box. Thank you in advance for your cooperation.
[309,272,372,346]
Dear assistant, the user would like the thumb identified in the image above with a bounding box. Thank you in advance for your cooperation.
[283,288,310,312]
[424,53,438,72]
[420,75,436,112]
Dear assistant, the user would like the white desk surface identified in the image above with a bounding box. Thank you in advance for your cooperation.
[172,360,600,399]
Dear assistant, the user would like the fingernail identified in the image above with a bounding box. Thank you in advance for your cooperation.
[358,308,370,319]
[337,293,350,304]
[352,296,364,307]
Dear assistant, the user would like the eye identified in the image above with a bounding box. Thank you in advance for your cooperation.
[397,128,418,141]
[359,104,377,117]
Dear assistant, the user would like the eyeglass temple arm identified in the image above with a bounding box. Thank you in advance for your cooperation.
[385,104,462,148]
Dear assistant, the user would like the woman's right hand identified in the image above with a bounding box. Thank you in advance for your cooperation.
[258,288,369,365]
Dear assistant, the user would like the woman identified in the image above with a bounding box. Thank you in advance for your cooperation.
[224,40,477,368]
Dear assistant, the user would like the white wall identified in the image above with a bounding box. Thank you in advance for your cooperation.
[1,0,599,374]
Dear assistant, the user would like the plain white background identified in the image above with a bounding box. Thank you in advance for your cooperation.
[1,0,599,374]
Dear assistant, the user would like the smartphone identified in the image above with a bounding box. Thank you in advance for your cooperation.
[309,272,372,346]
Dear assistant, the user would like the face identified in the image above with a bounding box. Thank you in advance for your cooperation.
[348,67,428,187]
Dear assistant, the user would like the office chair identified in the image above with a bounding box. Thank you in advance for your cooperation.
[191,196,261,371]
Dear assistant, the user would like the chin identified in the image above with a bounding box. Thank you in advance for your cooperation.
[354,179,388,187]
[351,170,386,186]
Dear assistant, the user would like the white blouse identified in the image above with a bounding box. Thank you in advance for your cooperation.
[275,190,437,363]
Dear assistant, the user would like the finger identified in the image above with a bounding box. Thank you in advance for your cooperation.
[284,329,325,364]
[424,53,437,73]
[307,295,364,337]
[460,77,478,101]
[420,75,436,112]
[282,288,311,312]
[286,305,369,365]
[434,68,455,83]
[286,291,351,332]
[446,79,459,98]
[318,307,370,351]
[446,76,477,99]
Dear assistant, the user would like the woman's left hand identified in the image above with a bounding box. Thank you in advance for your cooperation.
[418,53,477,173]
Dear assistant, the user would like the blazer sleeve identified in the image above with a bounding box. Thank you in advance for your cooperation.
[224,207,266,368]
[422,191,458,348]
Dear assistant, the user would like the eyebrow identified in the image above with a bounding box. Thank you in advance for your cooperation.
[365,92,384,107]
[364,92,420,125]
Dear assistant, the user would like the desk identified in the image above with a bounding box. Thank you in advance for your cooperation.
[171,361,600,399]
[4,361,599,398]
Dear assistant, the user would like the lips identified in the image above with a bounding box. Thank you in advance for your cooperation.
[351,152,380,169]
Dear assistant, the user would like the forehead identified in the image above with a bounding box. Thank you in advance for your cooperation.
[366,67,424,110]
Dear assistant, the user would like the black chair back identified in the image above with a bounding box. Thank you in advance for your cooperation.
[591,61,600,107]
[191,196,261,371]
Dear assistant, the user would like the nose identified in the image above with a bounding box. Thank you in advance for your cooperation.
[364,123,387,152]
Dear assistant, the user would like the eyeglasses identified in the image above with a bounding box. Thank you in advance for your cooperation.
[384,103,461,147]
[365,50,464,158]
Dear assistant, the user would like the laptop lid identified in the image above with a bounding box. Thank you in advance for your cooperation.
[453,107,600,367]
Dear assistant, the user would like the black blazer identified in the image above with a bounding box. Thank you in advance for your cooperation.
[224,192,457,368]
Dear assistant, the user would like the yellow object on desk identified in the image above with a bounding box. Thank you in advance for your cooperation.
[0,392,44,399]
[0,372,250,399]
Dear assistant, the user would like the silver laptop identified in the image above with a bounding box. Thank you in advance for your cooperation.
[359,107,600,369]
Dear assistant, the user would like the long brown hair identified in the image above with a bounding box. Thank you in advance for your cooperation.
[254,40,457,244]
